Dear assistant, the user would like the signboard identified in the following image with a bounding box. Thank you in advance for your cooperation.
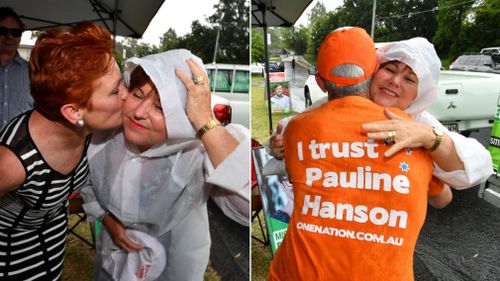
[252,147,291,254]
[270,81,291,113]
[488,94,500,172]
[269,72,285,83]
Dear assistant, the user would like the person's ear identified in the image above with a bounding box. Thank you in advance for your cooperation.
[315,73,328,93]
[371,64,380,78]
[60,104,84,126]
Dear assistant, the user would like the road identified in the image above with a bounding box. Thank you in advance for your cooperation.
[277,58,500,280]
[281,56,312,113]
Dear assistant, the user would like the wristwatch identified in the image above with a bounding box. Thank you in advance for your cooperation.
[98,210,111,221]
[429,127,444,152]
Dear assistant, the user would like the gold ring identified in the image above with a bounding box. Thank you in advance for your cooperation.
[385,131,396,145]
[192,75,204,85]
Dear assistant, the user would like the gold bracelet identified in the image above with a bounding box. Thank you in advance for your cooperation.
[428,127,444,152]
[196,118,221,139]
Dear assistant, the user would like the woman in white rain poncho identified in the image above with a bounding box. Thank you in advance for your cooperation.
[269,37,492,189]
[81,49,249,281]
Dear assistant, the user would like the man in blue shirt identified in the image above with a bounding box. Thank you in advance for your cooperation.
[0,7,32,130]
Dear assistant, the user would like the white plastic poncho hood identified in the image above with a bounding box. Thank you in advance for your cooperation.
[376,37,441,115]
[124,49,204,157]
[87,50,210,235]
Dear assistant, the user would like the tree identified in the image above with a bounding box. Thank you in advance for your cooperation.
[308,1,327,27]
[160,0,249,64]
[208,0,249,64]
[252,28,265,63]
[462,0,500,52]
[375,0,438,42]
[308,11,344,62]
[159,28,180,52]
[433,0,474,59]
[135,42,158,57]
[284,25,309,55]
[177,21,218,63]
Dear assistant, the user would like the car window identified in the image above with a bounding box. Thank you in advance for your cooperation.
[208,69,232,93]
[233,70,250,94]
[456,56,466,64]
[479,56,492,66]
[466,56,480,65]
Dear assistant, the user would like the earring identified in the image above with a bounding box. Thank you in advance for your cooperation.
[75,119,85,128]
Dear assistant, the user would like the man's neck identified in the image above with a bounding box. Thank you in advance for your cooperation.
[0,52,16,67]
[327,91,369,100]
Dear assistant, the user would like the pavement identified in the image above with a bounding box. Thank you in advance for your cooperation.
[208,199,249,281]
[259,58,500,280]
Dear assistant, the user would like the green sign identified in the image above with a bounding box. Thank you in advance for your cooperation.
[207,69,250,94]
[488,94,500,171]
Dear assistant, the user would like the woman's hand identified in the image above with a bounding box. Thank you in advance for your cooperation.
[361,108,436,157]
[102,214,143,252]
[175,58,213,131]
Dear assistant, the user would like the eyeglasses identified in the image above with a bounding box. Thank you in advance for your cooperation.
[0,27,23,37]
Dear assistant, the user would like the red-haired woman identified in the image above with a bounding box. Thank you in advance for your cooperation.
[0,22,127,280]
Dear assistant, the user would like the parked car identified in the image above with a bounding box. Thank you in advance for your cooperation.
[449,54,500,74]
[303,68,500,135]
[268,61,281,73]
[481,47,500,55]
[205,63,250,128]
[261,61,285,77]
[251,62,264,76]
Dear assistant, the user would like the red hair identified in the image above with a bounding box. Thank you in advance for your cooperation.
[29,22,114,122]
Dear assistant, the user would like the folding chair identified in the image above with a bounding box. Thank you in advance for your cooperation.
[67,191,96,248]
[251,139,269,246]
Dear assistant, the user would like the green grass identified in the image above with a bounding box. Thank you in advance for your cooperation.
[251,75,296,143]
[441,58,452,70]
[63,214,94,281]
[251,211,273,281]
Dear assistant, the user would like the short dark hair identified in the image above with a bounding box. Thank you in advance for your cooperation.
[129,65,157,94]
[0,7,25,30]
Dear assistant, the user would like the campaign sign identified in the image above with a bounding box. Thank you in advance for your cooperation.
[269,72,286,83]
[270,81,291,113]
[488,94,500,172]
[252,147,291,254]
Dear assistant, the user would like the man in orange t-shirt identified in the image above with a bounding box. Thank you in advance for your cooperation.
[267,27,437,281]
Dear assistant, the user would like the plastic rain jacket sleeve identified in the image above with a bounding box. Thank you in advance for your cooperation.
[415,111,493,189]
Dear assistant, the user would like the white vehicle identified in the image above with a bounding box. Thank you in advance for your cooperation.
[481,47,500,55]
[251,62,264,76]
[205,63,250,128]
[303,69,500,135]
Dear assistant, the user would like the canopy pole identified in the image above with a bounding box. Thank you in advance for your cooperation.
[112,0,120,47]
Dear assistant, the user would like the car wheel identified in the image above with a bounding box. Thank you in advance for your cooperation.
[304,87,312,108]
